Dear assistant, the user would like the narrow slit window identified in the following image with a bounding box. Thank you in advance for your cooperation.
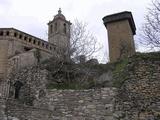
[24,36,27,40]
[54,23,57,32]
[29,38,32,42]
[63,23,66,34]
[50,25,53,33]
[42,42,44,47]
[14,33,17,37]
[19,34,22,39]
[33,39,36,44]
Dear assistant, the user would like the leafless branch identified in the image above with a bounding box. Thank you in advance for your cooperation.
[69,19,102,62]
[140,0,160,50]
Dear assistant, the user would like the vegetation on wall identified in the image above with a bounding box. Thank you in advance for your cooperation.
[112,58,129,88]
[42,59,98,90]
[111,52,160,88]
[43,52,160,89]
[133,52,160,61]
[114,52,160,120]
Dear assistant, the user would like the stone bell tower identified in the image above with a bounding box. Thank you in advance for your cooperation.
[48,8,72,56]
[103,11,136,62]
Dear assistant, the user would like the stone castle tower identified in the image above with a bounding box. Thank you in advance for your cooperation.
[103,11,136,62]
[48,8,71,56]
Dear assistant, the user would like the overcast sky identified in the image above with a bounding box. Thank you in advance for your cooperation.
[0,0,152,62]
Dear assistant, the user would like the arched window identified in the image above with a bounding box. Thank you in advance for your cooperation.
[29,38,32,42]
[19,34,22,39]
[50,25,53,33]
[14,32,17,37]
[14,81,23,99]
[33,39,36,44]
[63,23,66,34]
[6,31,10,36]
[24,36,27,40]
[54,23,57,32]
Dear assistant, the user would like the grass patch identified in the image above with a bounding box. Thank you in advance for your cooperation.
[114,58,129,73]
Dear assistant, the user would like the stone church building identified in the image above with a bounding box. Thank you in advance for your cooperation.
[0,9,71,80]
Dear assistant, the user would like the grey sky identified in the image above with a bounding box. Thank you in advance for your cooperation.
[0,0,152,62]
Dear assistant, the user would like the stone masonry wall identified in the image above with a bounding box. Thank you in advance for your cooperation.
[34,88,117,120]
[0,98,7,120]
[4,88,117,120]
[3,65,117,120]
[114,53,160,120]
[5,99,53,120]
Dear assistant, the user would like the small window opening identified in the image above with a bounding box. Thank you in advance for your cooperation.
[0,31,4,36]
[42,42,44,47]
[46,44,48,49]
[14,33,17,37]
[29,38,32,42]
[63,23,67,34]
[38,41,40,45]
[24,36,27,40]
[33,39,36,44]
[19,34,22,39]
[54,23,57,32]
[50,25,53,33]
[6,31,9,36]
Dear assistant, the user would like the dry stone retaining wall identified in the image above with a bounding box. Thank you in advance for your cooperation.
[4,88,117,120]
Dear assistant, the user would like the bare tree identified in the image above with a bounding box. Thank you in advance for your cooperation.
[141,0,160,50]
[69,20,101,62]
[44,20,102,89]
